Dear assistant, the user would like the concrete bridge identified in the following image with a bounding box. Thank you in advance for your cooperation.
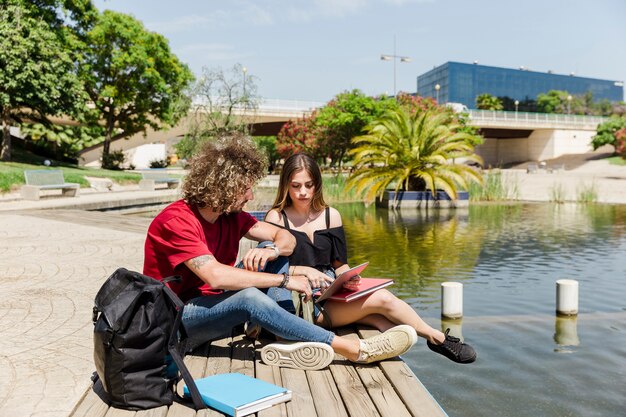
[78,100,607,168]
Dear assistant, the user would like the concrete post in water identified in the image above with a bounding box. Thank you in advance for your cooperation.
[556,279,578,316]
[441,282,463,319]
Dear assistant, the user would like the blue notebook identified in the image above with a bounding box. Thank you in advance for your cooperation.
[183,373,292,417]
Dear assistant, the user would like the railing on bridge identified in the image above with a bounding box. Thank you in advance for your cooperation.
[468,109,607,129]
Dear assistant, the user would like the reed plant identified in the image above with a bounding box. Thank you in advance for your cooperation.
[323,173,360,203]
[468,170,518,201]
[549,183,567,203]
[576,181,598,203]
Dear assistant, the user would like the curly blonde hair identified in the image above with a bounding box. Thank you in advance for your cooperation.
[182,133,268,213]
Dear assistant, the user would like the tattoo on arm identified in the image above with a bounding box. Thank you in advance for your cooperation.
[190,254,215,271]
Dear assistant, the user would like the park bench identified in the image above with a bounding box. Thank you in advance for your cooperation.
[549,163,565,173]
[138,169,181,191]
[21,169,80,201]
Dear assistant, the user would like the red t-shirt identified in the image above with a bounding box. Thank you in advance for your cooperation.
[143,199,257,302]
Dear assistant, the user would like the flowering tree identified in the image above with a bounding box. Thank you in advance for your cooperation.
[615,128,626,160]
[276,112,325,161]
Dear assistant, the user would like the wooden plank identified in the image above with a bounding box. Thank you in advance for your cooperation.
[105,407,136,417]
[354,364,412,417]
[306,369,348,417]
[256,360,288,417]
[281,367,317,417]
[357,328,446,417]
[69,379,110,417]
[136,406,168,417]
[230,333,255,377]
[329,328,378,417]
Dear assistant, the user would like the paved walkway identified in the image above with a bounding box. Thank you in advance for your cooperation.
[0,157,625,417]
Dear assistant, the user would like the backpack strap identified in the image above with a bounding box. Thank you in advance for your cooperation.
[161,283,206,410]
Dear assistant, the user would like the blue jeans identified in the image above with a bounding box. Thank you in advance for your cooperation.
[182,250,335,349]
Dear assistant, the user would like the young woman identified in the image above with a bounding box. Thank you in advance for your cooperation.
[265,153,476,364]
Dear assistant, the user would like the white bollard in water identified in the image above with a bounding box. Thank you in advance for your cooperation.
[441,282,463,319]
[556,279,579,316]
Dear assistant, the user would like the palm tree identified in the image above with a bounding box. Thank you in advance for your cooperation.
[476,93,503,111]
[347,107,483,203]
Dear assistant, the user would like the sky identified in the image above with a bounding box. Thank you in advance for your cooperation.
[92,0,626,103]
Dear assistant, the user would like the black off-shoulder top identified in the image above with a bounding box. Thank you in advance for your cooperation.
[273,207,348,270]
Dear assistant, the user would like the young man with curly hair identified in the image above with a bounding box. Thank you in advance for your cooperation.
[143,133,418,370]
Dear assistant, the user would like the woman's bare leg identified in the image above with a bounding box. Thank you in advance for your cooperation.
[320,289,445,344]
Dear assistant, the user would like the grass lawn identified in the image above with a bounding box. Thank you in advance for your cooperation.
[0,147,142,193]
[608,155,626,166]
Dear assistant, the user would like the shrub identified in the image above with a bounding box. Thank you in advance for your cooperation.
[101,150,126,170]
[149,158,169,168]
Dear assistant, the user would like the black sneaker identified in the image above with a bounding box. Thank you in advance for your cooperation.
[427,328,476,364]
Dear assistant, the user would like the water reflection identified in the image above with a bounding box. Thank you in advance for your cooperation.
[332,202,626,417]
[440,318,464,342]
[554,316,580,352]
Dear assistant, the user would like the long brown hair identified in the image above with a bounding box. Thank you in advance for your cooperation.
[271,153,327,212]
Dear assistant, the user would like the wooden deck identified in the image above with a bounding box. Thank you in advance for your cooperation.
[32,208,446,417]
[70,327,447,417]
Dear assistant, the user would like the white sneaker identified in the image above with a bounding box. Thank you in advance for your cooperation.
[355,325,418,364]
[260,341,334,370]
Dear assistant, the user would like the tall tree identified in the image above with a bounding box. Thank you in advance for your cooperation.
[315,90,394,167]
[79,10,194,167]
[0,2,86,161]
[175,64,259,160]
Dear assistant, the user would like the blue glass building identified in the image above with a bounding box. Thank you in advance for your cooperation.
[417,62,624,109]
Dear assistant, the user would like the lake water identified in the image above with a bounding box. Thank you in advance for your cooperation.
[336,203,626,417]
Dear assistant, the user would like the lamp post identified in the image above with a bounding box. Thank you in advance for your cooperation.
[515,100,519,118]
[380,36,411,96]
[567,95,572,115]
[435,84,441,104]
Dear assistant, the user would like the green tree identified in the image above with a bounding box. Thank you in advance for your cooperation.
[537,90,571,113]
[591,116,626,150]
[253,136,279,173]
[79,10,194,167]
[0,3,86,161]
[347,107,483,203]
[315,90,394,167]
[475,93,503,110]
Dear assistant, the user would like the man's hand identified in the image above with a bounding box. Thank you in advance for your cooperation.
[303,267,334,292]
[286,274,312,301]
[241,246,277,271]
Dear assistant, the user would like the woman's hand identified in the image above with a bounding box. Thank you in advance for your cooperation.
[342,275,361,291]
[295,266,334,291]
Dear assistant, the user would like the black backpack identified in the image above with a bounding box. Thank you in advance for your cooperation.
[92,267,205,410]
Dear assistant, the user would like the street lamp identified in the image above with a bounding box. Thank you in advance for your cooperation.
[434,84,441,103]
[514,100,519,116]
[242,67,248,97]
[567,95,572,115]
[380,36,411,96]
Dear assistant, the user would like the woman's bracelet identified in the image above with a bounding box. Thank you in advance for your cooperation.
[278,272,290,288]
